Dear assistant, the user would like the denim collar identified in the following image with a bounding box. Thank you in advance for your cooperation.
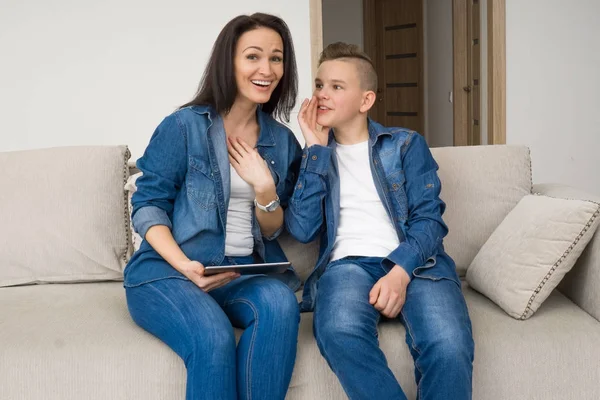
[188,104,276,147]
[327,117,392,147]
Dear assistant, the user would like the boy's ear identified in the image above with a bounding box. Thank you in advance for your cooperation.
[360,90,377,114]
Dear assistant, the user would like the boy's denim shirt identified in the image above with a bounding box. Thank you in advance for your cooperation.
[124,105,303,290]
[285,118,460,311]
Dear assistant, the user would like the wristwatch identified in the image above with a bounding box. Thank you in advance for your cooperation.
[254,195,280,212]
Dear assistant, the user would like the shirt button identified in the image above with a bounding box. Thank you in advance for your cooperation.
[297,183,303,189]
[312,155,318,161]
[271,160,275,164]
[302,154,307,158]
[392,183,399,190]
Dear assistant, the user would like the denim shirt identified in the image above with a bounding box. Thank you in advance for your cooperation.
[285,118,459,311]
[124,105,302,290]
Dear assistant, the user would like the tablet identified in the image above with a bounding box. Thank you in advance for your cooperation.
[203,262,291,276]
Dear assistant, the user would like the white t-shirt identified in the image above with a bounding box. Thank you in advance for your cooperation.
[330,140,400,262]
[224,167,255,257]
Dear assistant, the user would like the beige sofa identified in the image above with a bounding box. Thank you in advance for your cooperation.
[1,144,599,400]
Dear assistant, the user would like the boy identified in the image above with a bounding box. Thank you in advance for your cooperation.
[285,42,474,399]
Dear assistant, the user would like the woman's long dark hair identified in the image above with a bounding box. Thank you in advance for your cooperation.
[180,13,298,122]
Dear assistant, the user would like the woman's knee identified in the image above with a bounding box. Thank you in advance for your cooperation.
[248,278,300,319]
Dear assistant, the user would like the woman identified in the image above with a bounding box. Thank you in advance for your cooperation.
[124,13,302,400]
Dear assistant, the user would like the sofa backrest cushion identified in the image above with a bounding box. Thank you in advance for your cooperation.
[0,146,131,287]
[123,146,532,280]
[431,145,532,275]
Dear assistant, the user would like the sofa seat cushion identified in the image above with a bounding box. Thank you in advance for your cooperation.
[1,282,599,400]
[0,282,186,400]
[288,283,600,400]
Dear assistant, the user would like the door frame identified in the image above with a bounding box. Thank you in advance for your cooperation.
[309,0,506,145]
[309,0,324,81]
[453,0,505,145]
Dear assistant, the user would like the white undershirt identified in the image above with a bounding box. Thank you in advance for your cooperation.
[330,140,400,262]
[224,167,255,256]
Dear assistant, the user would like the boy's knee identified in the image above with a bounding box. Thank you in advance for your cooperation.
[428,330,474,366]
[315,306,372,345]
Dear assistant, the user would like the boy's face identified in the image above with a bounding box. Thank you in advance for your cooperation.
[314,60,368,128]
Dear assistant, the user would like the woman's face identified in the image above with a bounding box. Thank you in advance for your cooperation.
[234,27,284,106]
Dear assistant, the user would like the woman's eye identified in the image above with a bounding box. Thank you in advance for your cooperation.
[271,56,283,62]
[246,54,258,60]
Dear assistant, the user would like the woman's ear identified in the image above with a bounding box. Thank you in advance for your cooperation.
[360,90,377,114]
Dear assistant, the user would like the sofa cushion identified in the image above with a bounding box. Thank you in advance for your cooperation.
[534,183,600,322]
[1,282,599,400]
[431,145,532,276]
[0,146,131,287]
[289,283,600,400]
[466,194,600,319]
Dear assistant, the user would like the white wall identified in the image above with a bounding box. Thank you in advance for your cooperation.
[0,0,313,160]
[506,0,600,194]
[321,0,363,48]
[425,0,453,147]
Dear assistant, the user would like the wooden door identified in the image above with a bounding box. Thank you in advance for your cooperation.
[364,0,424,134]
[454,0,482,145]
[467,0,481,145]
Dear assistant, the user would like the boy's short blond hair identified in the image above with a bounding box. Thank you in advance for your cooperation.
[318,42,378,92]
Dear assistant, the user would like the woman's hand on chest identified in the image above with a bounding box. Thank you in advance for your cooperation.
[227,136,276,194]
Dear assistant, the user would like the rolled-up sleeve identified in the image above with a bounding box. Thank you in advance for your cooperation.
[131,113,188,239]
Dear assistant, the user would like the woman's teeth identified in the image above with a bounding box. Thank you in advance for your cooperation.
[252,80,271,87]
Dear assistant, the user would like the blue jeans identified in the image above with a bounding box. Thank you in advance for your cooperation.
[314,256,474,400]
[125,256,300,400]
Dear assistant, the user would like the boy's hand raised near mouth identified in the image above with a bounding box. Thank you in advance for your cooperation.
[298,96,329,147]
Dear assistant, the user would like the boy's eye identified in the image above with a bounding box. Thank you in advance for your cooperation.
[334,85,342,90]
[315,83,323,89]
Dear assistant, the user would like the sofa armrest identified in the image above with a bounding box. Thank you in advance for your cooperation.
[533,183,600,322]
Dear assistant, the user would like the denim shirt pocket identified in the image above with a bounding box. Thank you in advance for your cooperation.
[261,153,282,190]
[387,169,409,220]
[187,156,218,210]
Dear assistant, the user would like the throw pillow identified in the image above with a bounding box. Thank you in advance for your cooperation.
[466,194,600,320]
[0,146,131,287]
[125,172,143,252]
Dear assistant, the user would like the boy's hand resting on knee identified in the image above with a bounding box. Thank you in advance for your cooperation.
[369,265,411,318]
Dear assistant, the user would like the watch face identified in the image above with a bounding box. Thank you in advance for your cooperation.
[266,200,280,212]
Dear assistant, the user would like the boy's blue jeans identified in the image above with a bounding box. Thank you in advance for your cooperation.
[314,256,474,400]
[125,256,300,400]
